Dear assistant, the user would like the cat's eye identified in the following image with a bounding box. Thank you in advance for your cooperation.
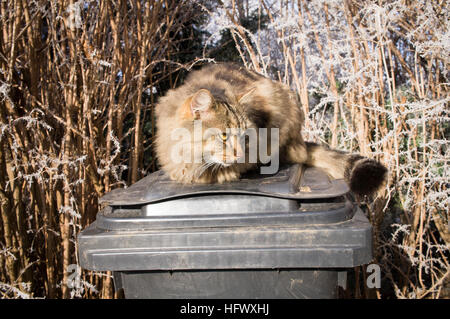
[220,132,228,141]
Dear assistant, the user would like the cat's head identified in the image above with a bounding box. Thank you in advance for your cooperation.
[177,88,255,167]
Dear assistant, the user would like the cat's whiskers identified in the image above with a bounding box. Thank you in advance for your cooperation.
[212,163,221,174]
[193,161,216,179]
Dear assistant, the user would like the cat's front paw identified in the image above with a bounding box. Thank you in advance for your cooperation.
[216,170,240,183]
[169,167,194,183]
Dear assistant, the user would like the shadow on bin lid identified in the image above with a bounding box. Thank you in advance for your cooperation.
[99,164,349,207]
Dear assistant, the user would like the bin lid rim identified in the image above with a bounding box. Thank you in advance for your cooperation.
[99,165,349,207]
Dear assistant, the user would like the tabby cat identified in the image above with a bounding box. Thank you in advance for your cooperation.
[155,63,387,196]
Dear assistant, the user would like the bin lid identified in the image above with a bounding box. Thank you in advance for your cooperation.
[95,165,353,230]
[99,164,349,206]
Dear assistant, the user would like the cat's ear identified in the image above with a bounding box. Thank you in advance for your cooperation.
[191,89,213,111]
[180,89,214,120]
[191,89,214,120]
[238,87,256,104]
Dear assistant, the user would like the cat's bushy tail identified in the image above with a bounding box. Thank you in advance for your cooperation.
[305,142,387,197]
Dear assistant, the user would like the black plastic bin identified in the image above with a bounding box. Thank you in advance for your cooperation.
[78,164,372,298]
